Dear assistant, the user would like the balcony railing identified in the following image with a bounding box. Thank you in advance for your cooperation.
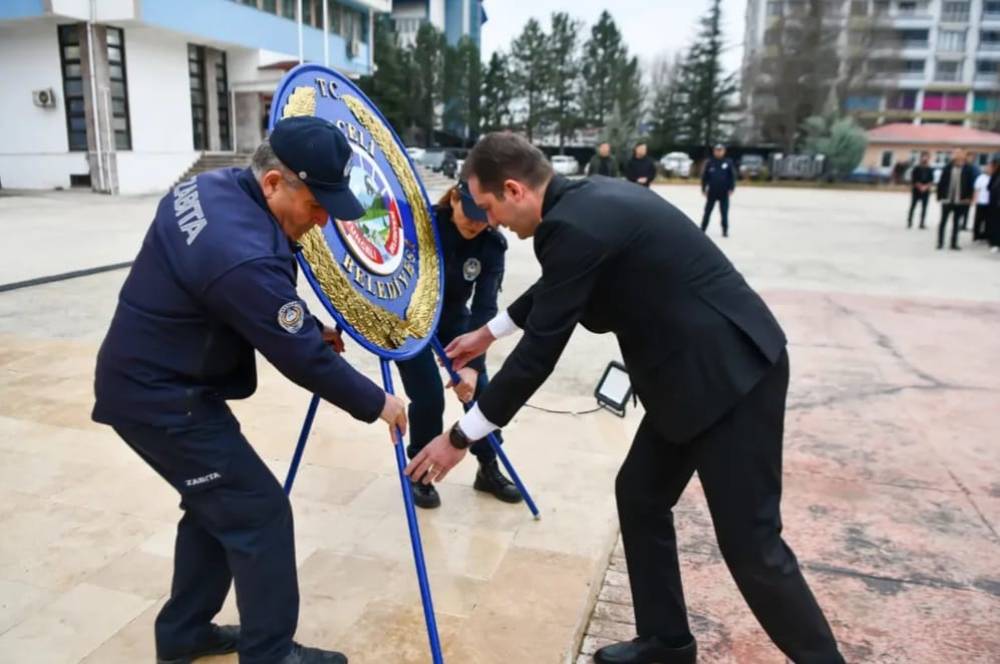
[980,41,1000,51]
[935,70,963,81]
[941,11,970,22]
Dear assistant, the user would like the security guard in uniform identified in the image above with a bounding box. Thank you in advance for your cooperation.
[700,144,736,237]
[396,181,522,509]
[92,116,408,664]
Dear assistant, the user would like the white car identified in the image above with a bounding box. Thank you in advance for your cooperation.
[406,146,426,163]
[551,155,579,176]
[659,152,692,178]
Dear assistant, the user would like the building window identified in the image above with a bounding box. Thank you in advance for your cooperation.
[846,94,881,111]
[942,1,970,22]
[57,24,87,152]
[986,1,1000,17]
[982,30,1000,50]
[881,151,893,168]
[216,52,231,151]
[873,0,890,14]
[923,91,967,111]
[974,93,1000,112]
[262,0,277,13]
[900,29,930,48]
[899,1,919,14]
[106,27,132,150]
[767,1,783,16]
[938,29,966,51]
[188,44,208,150]
[887,90,918,110]
[280,0,295,19]
[934,59,963,81]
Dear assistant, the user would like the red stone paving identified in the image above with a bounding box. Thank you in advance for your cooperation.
[577,290,1000,664]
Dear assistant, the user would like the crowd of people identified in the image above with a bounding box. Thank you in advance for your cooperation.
[908,147,1000,253]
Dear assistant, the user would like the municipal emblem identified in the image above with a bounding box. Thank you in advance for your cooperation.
[277,301,304,333]
[269,64,443,360]
[462,257,481,282]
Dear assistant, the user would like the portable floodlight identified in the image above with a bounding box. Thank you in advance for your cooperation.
[595,361,634,417]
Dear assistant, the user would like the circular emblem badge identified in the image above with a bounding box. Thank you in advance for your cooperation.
[269,64,443,360]
[462,257,482,282]
[277,301,304,334]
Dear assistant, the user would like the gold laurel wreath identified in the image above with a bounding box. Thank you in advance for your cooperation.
[282,86,440,349]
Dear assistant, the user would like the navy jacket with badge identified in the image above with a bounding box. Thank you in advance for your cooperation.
[701,157,736,196]
[436,204,506,373]
[92,167,385,427]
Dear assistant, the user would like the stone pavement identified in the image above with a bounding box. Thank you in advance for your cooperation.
[0,182,998,663]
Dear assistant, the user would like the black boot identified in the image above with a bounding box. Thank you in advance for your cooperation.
[593,635,697,664]
[410,477,441,509]
[280,642,348,663]
[473,459,523,503]
[157,624,240,664]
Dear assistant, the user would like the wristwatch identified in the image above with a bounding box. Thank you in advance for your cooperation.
[448,422,471,450]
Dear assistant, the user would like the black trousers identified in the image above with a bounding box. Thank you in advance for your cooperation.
[615,351,845,664]
[973,204,989,240]
[938,203,967,249]
[988,207,1000,247]
[113,411,298,664]
[701,193,730,235]
[908,189,929,228]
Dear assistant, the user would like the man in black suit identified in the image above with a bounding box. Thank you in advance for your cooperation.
[936,148,975,251]
[908,151,934,229]
[405,133,844,664]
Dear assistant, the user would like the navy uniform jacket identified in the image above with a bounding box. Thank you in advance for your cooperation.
[478,176,786,443]
[93,167,385,428]
[436,204,506,373]
[701,157,736,196]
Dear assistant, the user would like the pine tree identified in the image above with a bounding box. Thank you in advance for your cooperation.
[546,12,583,151]
[509,18,550,141]
[442,36,481,140]
[677,0,738,147]
[481,52,513,132]
[649,54,687,153]
[580,10,628,128]
[412,23,445,147]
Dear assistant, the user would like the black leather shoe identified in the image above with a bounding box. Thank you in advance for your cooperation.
[157,624,240,664]
[280,642,348,663]
[410,478,441,509]
[473,459,523,503]
[593,635,697,664]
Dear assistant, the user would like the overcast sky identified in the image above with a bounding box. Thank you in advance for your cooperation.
[480,0,747,76]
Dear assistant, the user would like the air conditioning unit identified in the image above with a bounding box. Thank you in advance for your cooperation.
[33,88,57,108]
[347,38,360,59]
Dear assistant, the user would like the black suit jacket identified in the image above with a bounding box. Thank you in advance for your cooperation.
[477,176,787,443]
[936,162,976,203]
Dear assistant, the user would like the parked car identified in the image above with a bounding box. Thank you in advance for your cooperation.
[739,154,765,179]
[406,146,426,162]
[659,151,693,178]
[551,154,580,176]
[419,149,447,172]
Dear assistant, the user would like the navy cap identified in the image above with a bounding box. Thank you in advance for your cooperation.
[457,180,488,223]
[269,116,365,220]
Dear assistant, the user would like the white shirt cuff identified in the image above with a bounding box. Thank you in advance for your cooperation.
[486,309,521,339]
[458,404,499,441]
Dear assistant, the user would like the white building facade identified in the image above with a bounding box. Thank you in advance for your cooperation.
[0,0,389,194]
[742,0,1000,137]
[390,0,484,47]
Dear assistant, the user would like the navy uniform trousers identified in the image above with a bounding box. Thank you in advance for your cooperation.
[616,350,845,664]
[396,346,500,462]
[701,192,730,235]
[113,410,297,664]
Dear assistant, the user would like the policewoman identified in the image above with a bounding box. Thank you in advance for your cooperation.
[396,181,522,509]
[92,116,407,664]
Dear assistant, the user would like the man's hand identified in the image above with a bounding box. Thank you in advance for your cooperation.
[445,326,495,370]
[404,430,468,484]
[447,367,479,403]
[637,176,648,185]
[321,324,345,354]
[379,393,408,441]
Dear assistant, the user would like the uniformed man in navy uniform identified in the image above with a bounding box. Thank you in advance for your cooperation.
[700,144,736,237]
[396,181,522,509]
[92,116,407,664]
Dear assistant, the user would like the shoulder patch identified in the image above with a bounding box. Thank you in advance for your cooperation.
[277,301,305,334]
